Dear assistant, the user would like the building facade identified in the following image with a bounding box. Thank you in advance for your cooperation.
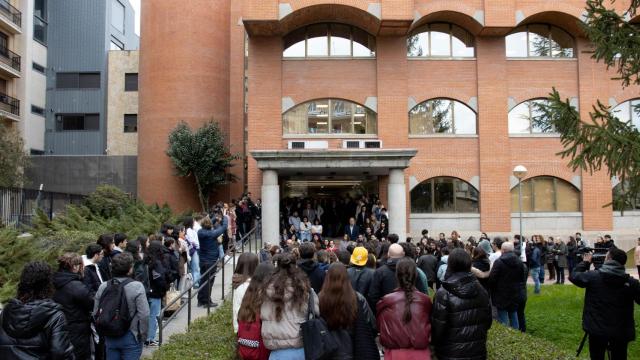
[139,1,640,248]
[44,0,138,155]
[106,50,138,156]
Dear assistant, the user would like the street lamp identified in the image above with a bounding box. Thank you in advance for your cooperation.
[513,165,528,243]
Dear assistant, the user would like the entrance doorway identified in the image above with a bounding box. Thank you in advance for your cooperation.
[280,176,379,239]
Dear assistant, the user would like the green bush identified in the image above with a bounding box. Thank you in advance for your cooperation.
[0,186,180,303]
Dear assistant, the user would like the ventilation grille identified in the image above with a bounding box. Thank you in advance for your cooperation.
[290,141,305,149]
[364,141,381,148]
[345,141,361,149]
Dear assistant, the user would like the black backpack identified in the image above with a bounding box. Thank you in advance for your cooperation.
[95,278,133,337]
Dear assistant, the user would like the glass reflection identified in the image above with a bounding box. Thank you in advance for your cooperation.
[506,24,574,58]
[283,99,377,135]
[407,23,474,58]
[283,23,375,58]
[411,177,479,213]
[409,99,477,135]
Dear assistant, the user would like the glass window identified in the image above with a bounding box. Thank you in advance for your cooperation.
[55,114,100,131]
[506,24,574,58]
[612,182,640,211]
[56,73,78,88]
[511,176,580,212]
[409,98,477,135]
[411,177,479,213]
[124,114,137,133]
[283,98,377,135]
[79,73,100,88]
[111,0,125,33]
[34,0,46,20]
[32,62,45,74]
[407,23,475,58]
[283,23,375,58]
[31,105,45,117]
[508,99,555,134]
[33,16,47,44]
[611,99,640,129]
[56,72,100,89]
[125,73,138,91]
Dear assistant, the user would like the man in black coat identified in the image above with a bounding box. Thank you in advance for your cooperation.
[369,243,428,306]
[345,217,360,241]
[297,242,326,294]
[570,247,640,360]
[488,242,527,330]
[83,243,105,293]
[347,247,375,307]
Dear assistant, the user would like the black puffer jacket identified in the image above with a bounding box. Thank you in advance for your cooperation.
[488,252,528,311]
[347,266,375,308]
[0,299,75,360]
[52,271,94,360]
[298,259,326,294]
[570,260,640,341]
[432,272,492,360]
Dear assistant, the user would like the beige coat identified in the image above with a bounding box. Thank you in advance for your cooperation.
[260,284,319,350]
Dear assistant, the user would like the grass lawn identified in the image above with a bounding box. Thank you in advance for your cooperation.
[525,283,640,359]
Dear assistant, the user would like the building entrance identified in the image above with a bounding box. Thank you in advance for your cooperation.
[280,176,379,239]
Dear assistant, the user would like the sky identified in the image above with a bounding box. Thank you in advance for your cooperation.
[130,0,141,35]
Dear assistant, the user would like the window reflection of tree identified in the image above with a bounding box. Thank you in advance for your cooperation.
[507,24,574,58]
[410,177,479,213]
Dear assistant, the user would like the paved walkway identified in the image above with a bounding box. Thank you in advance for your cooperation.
[142,238,261,358]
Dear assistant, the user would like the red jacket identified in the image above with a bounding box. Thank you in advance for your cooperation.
[376,289,433,350]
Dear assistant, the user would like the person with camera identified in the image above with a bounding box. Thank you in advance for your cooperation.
[570,247,640,360]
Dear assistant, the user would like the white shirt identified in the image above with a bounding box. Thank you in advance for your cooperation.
[311,225,323,234]
[233,279,251,333]
[489,251,502,268]
[186,227,200,250]
[82,255,103,284]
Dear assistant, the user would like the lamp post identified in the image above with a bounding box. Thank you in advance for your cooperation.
[513,165,528,243]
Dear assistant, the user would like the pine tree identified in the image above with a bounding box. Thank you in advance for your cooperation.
[534,0,640,210]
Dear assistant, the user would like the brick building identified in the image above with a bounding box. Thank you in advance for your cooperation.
[139,1,640,248]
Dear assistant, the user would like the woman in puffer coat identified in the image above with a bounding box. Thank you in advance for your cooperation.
[377,259,433,360]
[260,253,318,359]
[432,248,492,360]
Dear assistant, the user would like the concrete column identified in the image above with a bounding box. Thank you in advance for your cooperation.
[388,168,407,241]
[261,170,279,244]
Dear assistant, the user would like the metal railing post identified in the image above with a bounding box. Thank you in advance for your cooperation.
[221,257,226,301]
[158,314,163,345]
[207,266,212,315]
[232,249,236,300]
[187,288,192,331]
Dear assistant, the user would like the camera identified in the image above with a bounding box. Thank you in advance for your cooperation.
[576,246,608,268]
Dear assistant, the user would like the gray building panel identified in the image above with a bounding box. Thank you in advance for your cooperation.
[44,0,138,155]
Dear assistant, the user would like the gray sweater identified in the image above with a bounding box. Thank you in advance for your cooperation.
[93,277,150,342]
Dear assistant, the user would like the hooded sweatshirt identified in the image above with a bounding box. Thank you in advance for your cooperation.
[0,299,75,359]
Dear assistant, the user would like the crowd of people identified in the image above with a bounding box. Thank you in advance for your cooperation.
[0,194,260,360]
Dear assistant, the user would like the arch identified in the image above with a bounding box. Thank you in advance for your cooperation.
[511,176,581,212]
[410,176,480,213]
[508,98,556,134]
[407,22,475,58]
[283,23,376,58]
[283,98,377,135]
[506,23,576,58]
[610,98,640,128]
[515,10,585,37]
[413,2,484,35]
[410,98,477,135]
[279,4,381,36]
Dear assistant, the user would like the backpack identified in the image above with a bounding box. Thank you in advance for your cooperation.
[237,317,270,360]
[95,278,133,338]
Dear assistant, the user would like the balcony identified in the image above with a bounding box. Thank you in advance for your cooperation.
[0,0,21,34]
[0,91,20,121]
[0,46,20,77]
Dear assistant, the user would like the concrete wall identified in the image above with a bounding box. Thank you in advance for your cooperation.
[45,0,138,155]
[25,155,137,196]
[107,50,138,156]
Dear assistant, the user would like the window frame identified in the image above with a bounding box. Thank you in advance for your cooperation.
[124,73,138,92]
[611,98,640,129]
[407,22,476,59]
[508,98,558,135]
[33,0,47,46]
[410,177,480,214]
[123,113,137,133]
[31,104,45,117]
[283,23,376,59]
[512,176,581,212]
[505,24,575,59]
[32,62,46,75]
[111,0,126,34]
[282,98,377,136]
[55,72,101,89]
[55,113,100,132]
[409,98,478,136]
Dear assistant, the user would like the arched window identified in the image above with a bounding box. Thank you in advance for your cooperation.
[283,99,377,135]
[508,99,555,134]
[407,23,474,58]
[409,98,476,135]
[511,176,580,212]
[611,99,640,128]
[612,182,640,211]
[505,24,574,58]
[411,177,479,213]
[283,23,375,58]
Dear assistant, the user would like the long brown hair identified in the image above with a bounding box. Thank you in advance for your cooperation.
[266,253,310,321]
[238,262,275,323]
[319,263,357,330]
[233,253,259,289]
[396,259,417,323]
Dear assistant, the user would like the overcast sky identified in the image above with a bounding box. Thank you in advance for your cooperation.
[130,0,140,35]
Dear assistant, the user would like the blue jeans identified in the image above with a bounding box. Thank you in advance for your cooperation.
[497,309,519,330]
[530,266,541,294]
[106,331,142,360]
[190,251,201,287]
[300,231,311,242]
[147,298,161,342]
[269,348,305,360]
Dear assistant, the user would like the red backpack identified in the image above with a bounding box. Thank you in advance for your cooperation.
[237,317,270,360]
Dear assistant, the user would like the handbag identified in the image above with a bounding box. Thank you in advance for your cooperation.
[301,290,338,360]
[164,284,181,314]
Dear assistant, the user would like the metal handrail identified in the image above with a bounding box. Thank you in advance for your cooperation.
[0,91,19,116]
[157,225,259,345]
[0,46,21,71]
[0,0,22,28]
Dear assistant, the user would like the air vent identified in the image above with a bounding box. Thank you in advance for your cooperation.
[290,141,305,149]
[287,141,329,150]
[364,141,381,149]
[345,141,361,149]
